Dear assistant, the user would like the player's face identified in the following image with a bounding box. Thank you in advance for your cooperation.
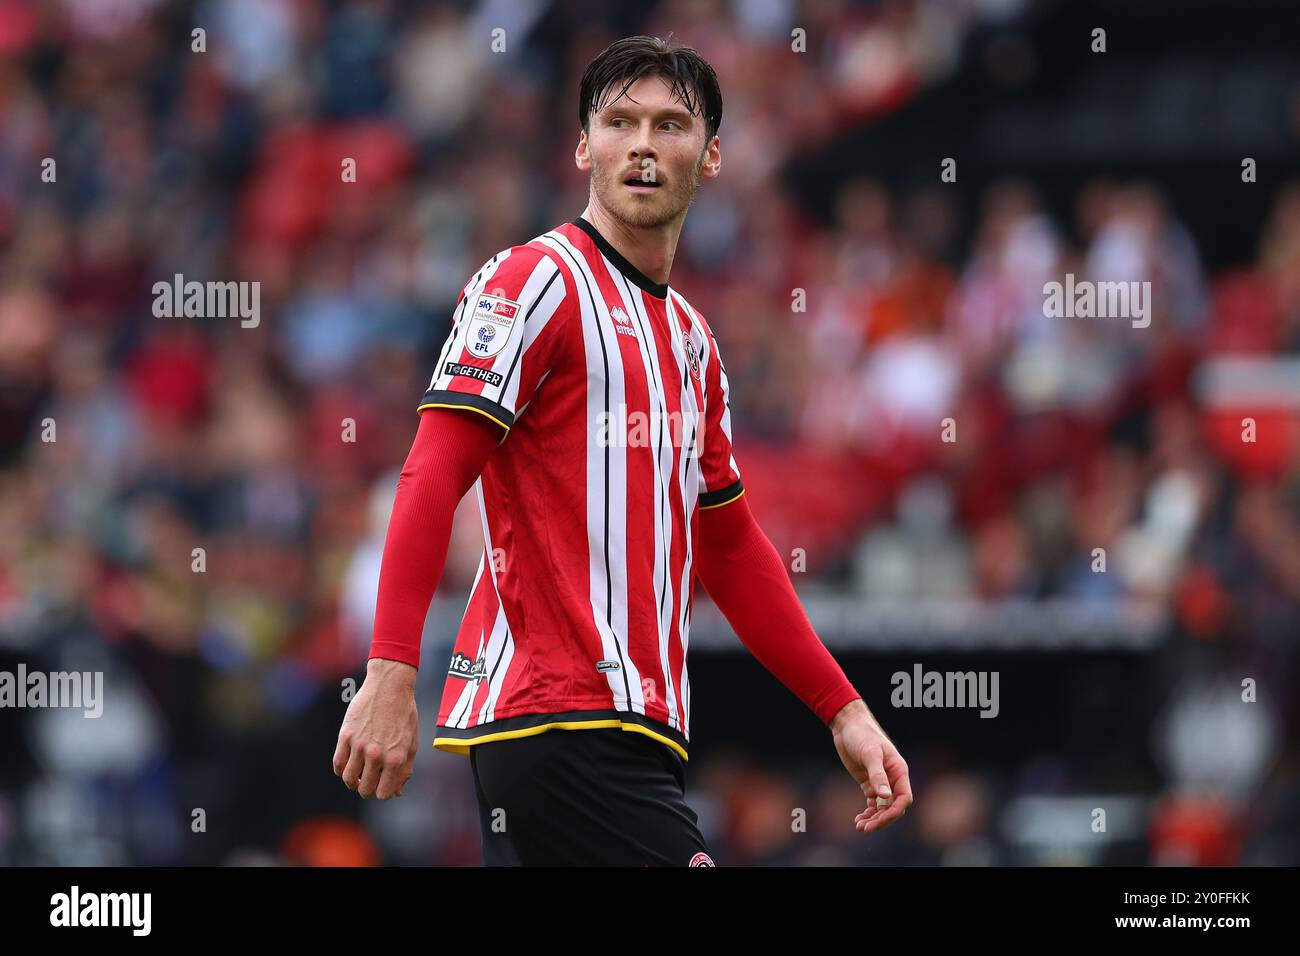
[578,75,720,229]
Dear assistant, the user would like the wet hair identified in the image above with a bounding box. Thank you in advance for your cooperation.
[578,35,723,142]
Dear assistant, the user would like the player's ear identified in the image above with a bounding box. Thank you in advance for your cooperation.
[575,129,592,173]
[699,135,721,181]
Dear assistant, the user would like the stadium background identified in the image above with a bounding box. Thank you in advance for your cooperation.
[1,0,1298,865]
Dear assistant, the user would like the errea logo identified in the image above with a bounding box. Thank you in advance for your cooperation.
[609,306,637,337]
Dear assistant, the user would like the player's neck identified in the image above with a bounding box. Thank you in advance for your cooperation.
[578,203,680,288]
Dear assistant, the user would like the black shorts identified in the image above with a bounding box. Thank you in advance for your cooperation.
[470,727,715,866]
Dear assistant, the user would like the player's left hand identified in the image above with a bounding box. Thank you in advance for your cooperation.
[829,699,914,834]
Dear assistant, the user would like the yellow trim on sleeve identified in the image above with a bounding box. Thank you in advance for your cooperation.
[433,718,689,761]
[698,486,745,510]
[417,401,511,445]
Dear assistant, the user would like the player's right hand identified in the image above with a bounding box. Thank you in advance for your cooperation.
[333,658,420,800]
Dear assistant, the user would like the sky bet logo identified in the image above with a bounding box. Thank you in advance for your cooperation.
[479,297,517,319]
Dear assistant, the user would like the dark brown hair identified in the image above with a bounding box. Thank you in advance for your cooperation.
[578,36,723,142]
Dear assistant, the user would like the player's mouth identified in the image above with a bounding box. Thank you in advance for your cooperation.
[623,174,661,194]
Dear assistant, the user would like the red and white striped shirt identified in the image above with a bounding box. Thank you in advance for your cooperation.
[423,217,744,762]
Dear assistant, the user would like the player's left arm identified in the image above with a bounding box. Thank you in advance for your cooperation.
[692,321,914,835]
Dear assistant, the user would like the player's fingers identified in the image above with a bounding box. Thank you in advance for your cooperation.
[332,733,351,777]
[862,809,902,832]
[395,765,414,797]
[855,791,892,828]
[357,746,385,798]
[856,793,888,819]
[890,767,914,811]
[859,801,898,832]
[341,743,366,791]
[374,751,407,800]
[863,791,913,831]
[861,744,892,801]
[393,749,416,797]
[872,758,914,827]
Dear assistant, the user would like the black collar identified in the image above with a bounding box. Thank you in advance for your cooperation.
[570,216,670,299]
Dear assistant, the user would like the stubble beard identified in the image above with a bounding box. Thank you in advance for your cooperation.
[592,150,705,230]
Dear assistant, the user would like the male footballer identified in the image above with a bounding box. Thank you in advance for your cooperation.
[333,36,913,866]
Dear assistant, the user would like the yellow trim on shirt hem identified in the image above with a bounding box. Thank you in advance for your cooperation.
[432,719,689,761]
[698,486,745,510]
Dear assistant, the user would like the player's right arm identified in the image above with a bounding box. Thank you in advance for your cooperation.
[333,244,571,801]
[333,407,500,800]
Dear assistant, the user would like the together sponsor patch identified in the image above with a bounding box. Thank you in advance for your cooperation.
[444,361,504,386]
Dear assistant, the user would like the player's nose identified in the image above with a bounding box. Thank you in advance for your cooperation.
[629,122,658,160]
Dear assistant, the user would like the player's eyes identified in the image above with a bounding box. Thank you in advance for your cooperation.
[608,118,681,131]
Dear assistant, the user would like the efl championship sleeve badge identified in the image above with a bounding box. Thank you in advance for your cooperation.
[467,292,521,359]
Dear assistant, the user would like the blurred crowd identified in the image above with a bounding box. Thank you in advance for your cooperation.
[0,0,1297,865]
